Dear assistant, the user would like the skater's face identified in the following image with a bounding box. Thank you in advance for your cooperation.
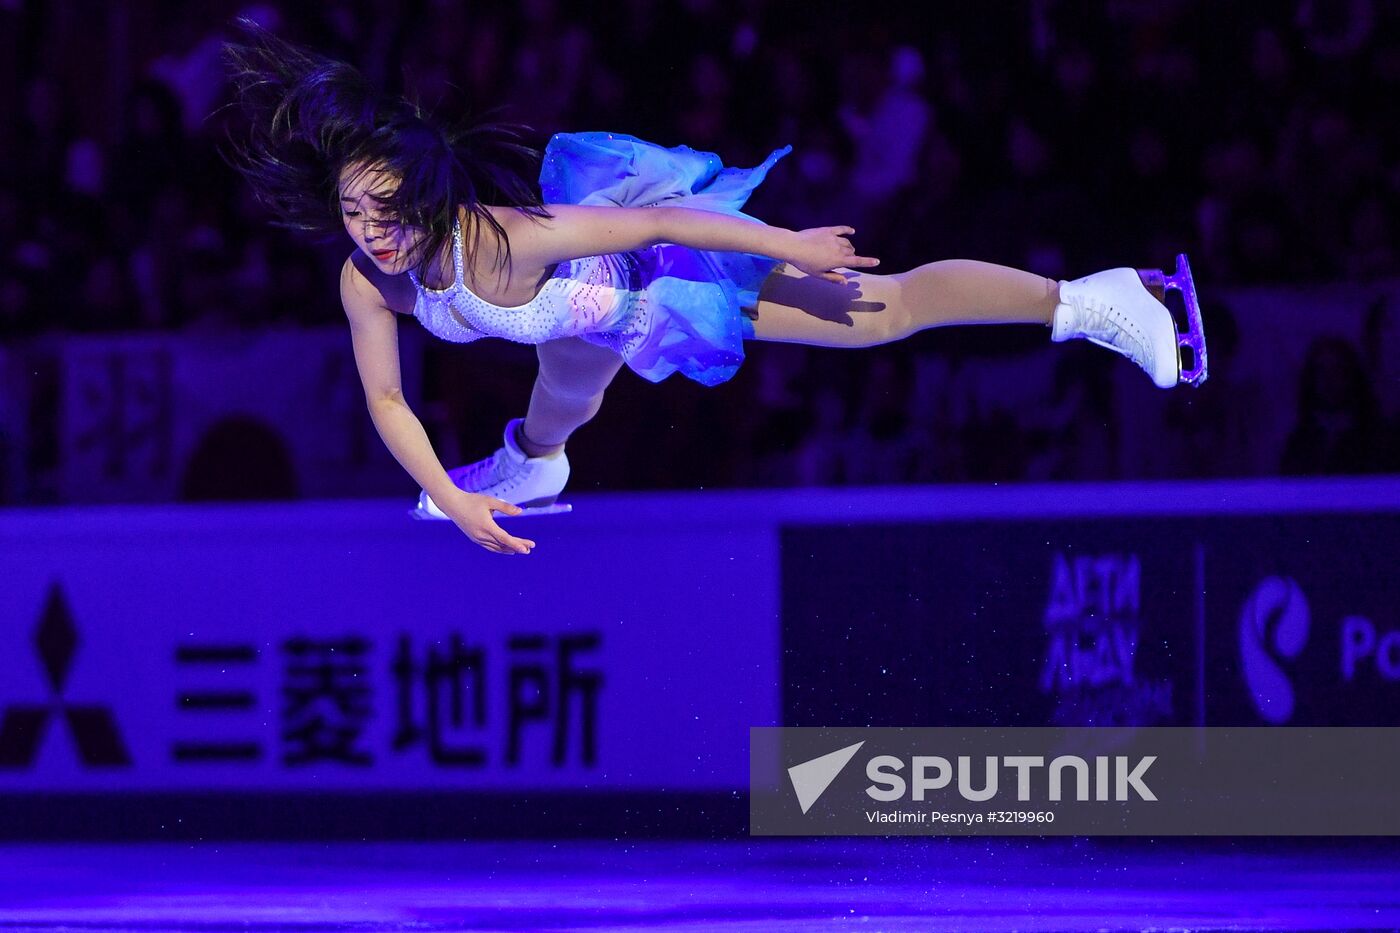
[337,162,426,275]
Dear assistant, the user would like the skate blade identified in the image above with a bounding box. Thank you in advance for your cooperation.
[1164,253,1208,387]
[407,501,573,521]
[502,502,572,517]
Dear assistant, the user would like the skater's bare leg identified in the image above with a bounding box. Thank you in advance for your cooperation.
[520,337,624,456]
[748,260,1059,347]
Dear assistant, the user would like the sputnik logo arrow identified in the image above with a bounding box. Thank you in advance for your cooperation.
[788,741,864,814]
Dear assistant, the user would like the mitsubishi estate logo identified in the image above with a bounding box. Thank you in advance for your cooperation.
[1238,577,1310,724]
[788,741,863,813]
[0,583,131,767]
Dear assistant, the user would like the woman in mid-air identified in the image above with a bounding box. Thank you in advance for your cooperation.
[224,25,1206,556]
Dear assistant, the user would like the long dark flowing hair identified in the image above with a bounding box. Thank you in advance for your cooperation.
[221,19,550,283]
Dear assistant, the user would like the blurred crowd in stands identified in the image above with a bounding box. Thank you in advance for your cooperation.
[0,0,1396,500]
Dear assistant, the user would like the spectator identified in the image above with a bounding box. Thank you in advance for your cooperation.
[2,1,1398,502]
[1282,336,1395,475]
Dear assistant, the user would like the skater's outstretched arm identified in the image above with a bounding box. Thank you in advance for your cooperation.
[502,204,880,284]
[340,253,536,555]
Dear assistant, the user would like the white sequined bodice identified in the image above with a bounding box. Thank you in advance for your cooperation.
[408,216,642,345]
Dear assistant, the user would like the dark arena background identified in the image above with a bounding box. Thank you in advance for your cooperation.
[4,2,1400,931]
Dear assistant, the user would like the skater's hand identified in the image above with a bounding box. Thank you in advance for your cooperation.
[786,226,879,284]
[444,491,536,555]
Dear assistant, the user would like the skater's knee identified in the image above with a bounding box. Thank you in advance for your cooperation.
[869,299,914,346]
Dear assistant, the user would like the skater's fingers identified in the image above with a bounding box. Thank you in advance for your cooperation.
[493,524,533,548]
[477,533,523,556]
[460,520,514,555]
[479,519,533,555]
[469,533,507,554]
[487,498,524,516]
[492,529,534,555]
[830,226,855,236]
[852,255,880,268]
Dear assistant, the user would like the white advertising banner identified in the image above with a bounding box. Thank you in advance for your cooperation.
[0,496,781,791]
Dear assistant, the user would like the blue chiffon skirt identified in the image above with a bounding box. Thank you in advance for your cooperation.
[539,131,792,386]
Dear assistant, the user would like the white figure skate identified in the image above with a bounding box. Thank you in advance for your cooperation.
[409,418,573,520]
[1052,253,1208,388]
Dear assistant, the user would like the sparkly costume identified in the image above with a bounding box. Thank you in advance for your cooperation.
[407,131,791,386]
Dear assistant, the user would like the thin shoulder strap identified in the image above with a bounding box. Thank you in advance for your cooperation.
[406,214,465,292]
[449,214,465,289]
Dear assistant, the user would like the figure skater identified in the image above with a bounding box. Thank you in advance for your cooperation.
[223,26,1206,556]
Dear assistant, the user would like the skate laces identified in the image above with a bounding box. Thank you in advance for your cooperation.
[454,448,528,494]
[1071,293,1151,366]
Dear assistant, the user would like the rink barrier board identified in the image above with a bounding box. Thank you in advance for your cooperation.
[2,477,1398,837]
